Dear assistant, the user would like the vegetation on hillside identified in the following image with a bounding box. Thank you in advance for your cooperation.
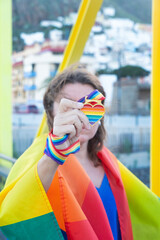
[103,0,151,24]
[112,65,150,78]
[97,65,150,78]
[12,0,151,51]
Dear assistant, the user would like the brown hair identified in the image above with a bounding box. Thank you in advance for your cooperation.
[43,64,106,166]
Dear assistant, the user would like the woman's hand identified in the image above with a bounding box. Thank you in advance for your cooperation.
[38,99,90,192]
[53,98,90,149]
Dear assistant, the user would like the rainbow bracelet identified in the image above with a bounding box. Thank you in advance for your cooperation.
[44,131,80,165]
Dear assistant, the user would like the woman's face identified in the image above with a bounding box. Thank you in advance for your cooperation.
[53,83,99,145]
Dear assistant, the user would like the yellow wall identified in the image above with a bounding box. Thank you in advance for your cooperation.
[0,0,13,160]
[151,0,160,196]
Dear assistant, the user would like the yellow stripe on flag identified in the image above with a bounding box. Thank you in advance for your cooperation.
[0,135,52,226]
[119,161,160,239]
[0,165,52,226]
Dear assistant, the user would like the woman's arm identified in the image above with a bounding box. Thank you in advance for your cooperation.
[37,154,58,192]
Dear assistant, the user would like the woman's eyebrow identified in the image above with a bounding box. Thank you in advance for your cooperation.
[60,92,75,101]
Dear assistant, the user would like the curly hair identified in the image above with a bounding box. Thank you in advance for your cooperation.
[43,64,106,166]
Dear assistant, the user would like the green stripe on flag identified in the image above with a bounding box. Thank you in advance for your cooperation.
[1,213,64,240]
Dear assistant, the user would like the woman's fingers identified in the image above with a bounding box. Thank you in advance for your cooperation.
[54,109,90,130]
[68,114,82,137]
[54,114,82,138]
[75,109,90,130]
[53,98,91,139]
[59,98,83,113]
[53,124,76,139]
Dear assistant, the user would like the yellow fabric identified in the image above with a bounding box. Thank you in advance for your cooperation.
[1,133,160,239]
[0,134,53,226]
[4,134,47,187]
[119,161,160,240]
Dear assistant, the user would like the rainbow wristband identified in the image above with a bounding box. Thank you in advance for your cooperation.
[51,134,69,146]
[44,132,80,165]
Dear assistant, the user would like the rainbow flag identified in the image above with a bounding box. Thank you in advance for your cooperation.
[119,162,160,239]
[0,135,64,239]
[0,134,160,239]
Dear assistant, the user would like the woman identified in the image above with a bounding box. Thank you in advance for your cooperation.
[38,64,133,239]
[0,65,133,240]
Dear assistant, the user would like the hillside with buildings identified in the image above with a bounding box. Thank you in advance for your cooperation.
[103,0,151,23]
[11,3,152,184]
[13,0,151,51]
[12,6,152,108]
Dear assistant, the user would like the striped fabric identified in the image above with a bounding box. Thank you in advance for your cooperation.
[60,142,80,156]
[79,89,105,126]
[51,134,69,146]
[78,89,105,103]
[80,101,105,125]
[44,133,80,165]
[0,134,160,239]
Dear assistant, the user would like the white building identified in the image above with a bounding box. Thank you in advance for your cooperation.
[21,32,45,46]
[99,74,117,109]
[23,50,97,102]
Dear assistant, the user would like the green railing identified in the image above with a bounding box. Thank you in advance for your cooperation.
[0,153,16,177]
[0,154,16,190]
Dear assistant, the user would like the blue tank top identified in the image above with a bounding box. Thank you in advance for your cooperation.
[96,174,121,240]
